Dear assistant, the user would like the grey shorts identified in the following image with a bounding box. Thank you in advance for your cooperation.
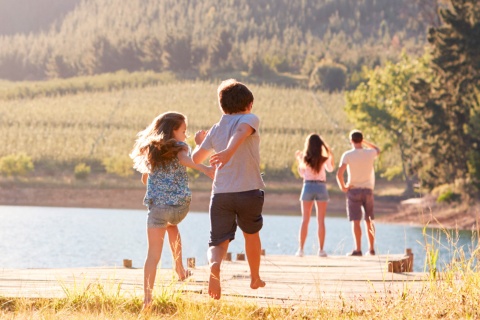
[300,181,329,201]
[147,202,190,228]
[347,188,374,221]
[209,189,264,247]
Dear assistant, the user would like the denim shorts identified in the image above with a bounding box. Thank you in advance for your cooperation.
[209,189,264,246]
[300,181,329,201]
[147,202,190,228]
[347,188,374,221]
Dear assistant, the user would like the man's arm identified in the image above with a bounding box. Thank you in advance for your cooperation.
[210,123,254,169]
[362,139,380,155]
[336,163,349,193]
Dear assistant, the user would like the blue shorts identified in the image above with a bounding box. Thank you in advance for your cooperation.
[209,189,264,247]
[300,181,329,201]
[147,202,190,228]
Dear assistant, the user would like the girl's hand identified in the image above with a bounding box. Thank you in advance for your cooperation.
[203,165,216,180]
[194,130,208,145]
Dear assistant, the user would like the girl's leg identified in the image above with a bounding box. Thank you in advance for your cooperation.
[144,227,167,307]
[166,225,190,280]
[298,201,314,252]
[316,201,327,251]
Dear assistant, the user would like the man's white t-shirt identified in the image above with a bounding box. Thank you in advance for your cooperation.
[339,148,377,189]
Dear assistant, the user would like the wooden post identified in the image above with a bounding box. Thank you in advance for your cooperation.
[261,249,266,256]
[225,252,232,261]
[187,257,196,269]
[405,248,414,272]
[236,253,246,261]
[123,259,132,268]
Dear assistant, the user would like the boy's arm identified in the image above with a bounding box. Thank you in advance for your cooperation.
[177,149,215,179]
[210,123,254,169]
[362,139,380,155]
[192,129,212,164]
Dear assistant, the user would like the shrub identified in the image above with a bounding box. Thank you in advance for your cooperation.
[102,157,134,177]
[436,190,461,204]
[74,163,91,180]
[0,153,34,177]
[309,60,347,92]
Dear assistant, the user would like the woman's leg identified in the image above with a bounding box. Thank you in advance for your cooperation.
[144,227,167,306]
[166,225,190,280]
[316,201,327,251]
[298,201,314,251]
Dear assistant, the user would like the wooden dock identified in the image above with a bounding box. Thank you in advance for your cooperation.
[0,252,427,306]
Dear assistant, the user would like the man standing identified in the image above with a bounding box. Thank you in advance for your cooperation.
[336,130,380,256]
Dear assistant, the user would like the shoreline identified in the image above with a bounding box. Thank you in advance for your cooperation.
[0,186,477,230]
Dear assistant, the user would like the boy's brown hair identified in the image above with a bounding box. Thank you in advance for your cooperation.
[217,79,254,114]
[350,130,363,143]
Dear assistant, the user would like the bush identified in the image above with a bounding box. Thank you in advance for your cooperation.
[102,157,134,177]
[74,163,91,180]
[0,153,34,177]
[309,60,347,92]
[436,190,461,204]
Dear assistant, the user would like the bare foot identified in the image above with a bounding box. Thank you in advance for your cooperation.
[141,300,152,313]
[208,262,221,299]
[250,277,266,289]
[178,269,193,281]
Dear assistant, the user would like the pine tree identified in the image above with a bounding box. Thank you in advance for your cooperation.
[410,0,480,196]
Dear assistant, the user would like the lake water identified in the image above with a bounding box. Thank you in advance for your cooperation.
[0,206,477,272]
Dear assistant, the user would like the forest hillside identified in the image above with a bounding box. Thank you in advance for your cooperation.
[0,0,439,83]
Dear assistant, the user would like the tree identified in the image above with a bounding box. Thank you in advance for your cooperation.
[345,53,430,195]
[410,0,480,197]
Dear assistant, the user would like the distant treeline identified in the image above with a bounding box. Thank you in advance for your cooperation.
[0,0,440,83]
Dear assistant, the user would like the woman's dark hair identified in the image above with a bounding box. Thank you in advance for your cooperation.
[302,133,330,174]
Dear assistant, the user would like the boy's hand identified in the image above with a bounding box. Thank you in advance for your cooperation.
[195,130,208,145]
[210,150,233,170]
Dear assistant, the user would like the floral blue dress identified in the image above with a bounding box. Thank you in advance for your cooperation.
[143,142,192,207]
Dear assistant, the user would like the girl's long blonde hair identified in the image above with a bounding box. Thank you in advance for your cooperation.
[130,112,186,173]
[302,133,330,174]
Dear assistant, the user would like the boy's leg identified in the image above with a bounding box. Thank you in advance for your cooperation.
[299,200,314,251]
[243,231,266,289]
[166,225,190,280]
[144,227,167,306]
[207,239,229,299]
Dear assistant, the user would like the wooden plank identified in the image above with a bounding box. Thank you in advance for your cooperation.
[0,254,427,304]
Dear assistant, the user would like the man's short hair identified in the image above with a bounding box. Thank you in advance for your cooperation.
[350,130,363,143]
[217,79,254,114]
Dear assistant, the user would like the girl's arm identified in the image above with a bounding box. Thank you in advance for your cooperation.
[177,149,215,179]
[141,173,148,185]
[295,150,305,178]
[325,153,335,172]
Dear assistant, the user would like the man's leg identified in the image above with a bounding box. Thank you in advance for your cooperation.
[207,239,229,300]
[351,220,362,252]
[243,231,266,289]
[365,218,375,252]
